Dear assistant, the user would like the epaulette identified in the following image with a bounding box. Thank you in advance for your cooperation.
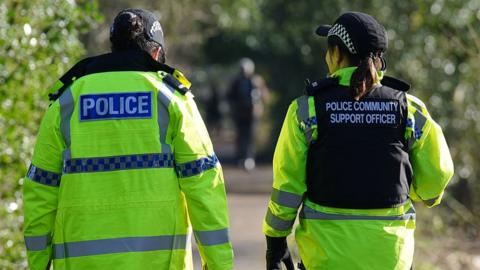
[304,77,339,96]
[162,73,190,95]
[380,75,410,92]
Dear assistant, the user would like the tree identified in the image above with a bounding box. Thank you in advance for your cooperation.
[0,1,101,268]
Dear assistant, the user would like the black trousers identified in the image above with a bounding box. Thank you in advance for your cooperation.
[234,115,255,161]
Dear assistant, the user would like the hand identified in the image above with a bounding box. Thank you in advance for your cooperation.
[265,236,295,270]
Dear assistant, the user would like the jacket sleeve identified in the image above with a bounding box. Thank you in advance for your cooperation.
[263,96,313,237]
[171,92,234,270]
[23,101,64,269]
[406,94,454,207]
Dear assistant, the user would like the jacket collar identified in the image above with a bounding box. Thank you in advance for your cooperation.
[329,66,384,87]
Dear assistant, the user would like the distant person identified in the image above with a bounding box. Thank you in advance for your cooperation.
[228,58,265,170]
[263,12,454,270]
[205,78,222,137]
[23,8,233,270]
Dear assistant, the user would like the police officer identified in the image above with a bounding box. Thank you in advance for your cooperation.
[263,12,454,270]
[23,9,233,270]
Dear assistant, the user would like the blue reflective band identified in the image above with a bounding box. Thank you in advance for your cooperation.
[63,153,174,174]
[79,92,152,121]
[176,155,219,178]
[27,164,61,187]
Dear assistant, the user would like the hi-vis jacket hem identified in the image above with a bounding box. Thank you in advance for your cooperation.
[53,234,188,259]
[300,204,416,221]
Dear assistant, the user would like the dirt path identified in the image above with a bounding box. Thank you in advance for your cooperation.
[192,166,272,269]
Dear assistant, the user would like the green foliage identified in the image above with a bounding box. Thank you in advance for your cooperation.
[0,0,102,268]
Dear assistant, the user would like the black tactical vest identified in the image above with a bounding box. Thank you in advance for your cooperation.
[306,78,413,209]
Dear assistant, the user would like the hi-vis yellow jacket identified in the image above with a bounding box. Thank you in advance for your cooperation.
[263,67,454,270]
[23,50,234,270]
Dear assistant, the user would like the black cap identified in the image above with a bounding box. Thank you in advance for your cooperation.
[316,12,387,57]
[110,8,165,48]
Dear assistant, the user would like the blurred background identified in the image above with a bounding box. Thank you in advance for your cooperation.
[1,0,480,269]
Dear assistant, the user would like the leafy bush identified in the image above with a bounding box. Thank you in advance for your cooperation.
[0,1,101,268]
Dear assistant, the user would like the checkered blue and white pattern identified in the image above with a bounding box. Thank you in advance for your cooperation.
[303,116,318,129]
[406,111,427,140]
[27,164,61,187]
[300,116,317,132]
[414,128,423,139]
[63,153,174,174]
[176,155,219,178]
[328,24,357,54]
[406,118,414,128]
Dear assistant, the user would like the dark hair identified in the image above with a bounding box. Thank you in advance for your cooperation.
[327,36,383,100]
[110,12,164,60]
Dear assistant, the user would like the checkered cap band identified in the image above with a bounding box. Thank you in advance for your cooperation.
[328,24,357,54]
[63,153,174,174]
[27,164,61,187]
[175,155,219,178]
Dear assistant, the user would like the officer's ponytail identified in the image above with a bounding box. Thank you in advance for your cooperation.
[327,36,383,100]
[350,53,382,100]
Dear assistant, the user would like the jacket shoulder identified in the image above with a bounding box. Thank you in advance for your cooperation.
[380,75,411,92]
[161,73,190,95]
[47,55,101,101]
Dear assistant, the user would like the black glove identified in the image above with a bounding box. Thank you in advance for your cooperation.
[266,236,295,270]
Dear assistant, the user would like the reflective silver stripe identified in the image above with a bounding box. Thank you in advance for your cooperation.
[63,153,174,173]
[265,208,295,231]
[408,95,425,112]
[296,96,309,123]
[62,148,71,161]
[25,234,51,251]
[194,228,229,246]
[413,111,427,130]
[407,110,427,147]
[296,96,314,143]
[271,188,303,208]
[423,196,440,207]
[27,164,61,187]
[59,88,74,147]
[176,155,219,178]
[157,90,172,154]
[54,234,187,259]
[300,205,416,221]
